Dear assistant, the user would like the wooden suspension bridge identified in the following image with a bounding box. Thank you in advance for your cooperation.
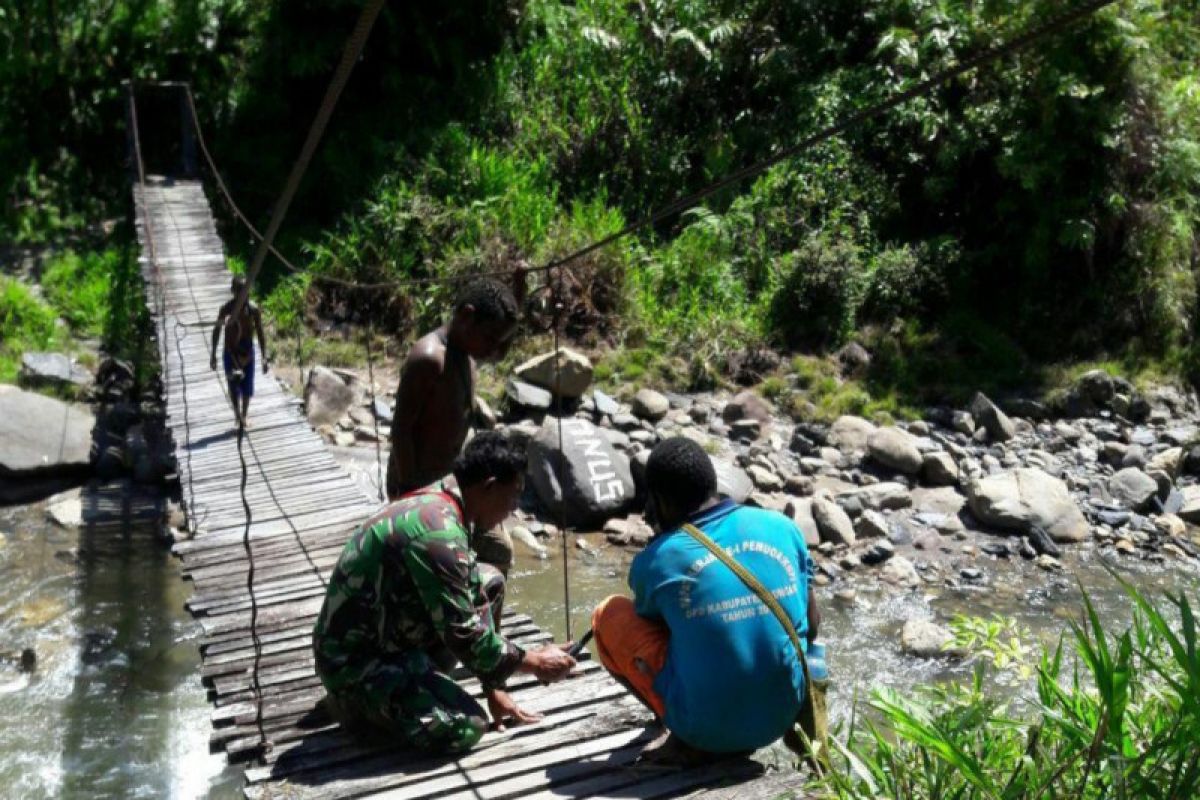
[131,174,807,799]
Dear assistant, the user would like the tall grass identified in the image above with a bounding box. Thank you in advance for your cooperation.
[821,577,1200,800]
[0,277,62,382]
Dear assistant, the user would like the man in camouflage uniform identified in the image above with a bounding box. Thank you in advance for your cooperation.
[313,432,576,752]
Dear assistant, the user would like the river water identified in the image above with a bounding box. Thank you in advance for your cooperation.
[1,492,1196,798]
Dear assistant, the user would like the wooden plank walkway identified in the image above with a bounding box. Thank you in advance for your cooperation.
[133,176,803,799]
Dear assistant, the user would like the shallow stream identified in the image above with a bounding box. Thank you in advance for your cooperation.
[1,493,1196,798]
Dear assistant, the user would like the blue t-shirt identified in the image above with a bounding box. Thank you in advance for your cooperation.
[629,499,814,753]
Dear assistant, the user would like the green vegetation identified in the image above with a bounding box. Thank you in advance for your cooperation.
[5,1,1200,403]
[0,278,62,382]
[821,579,1200,799]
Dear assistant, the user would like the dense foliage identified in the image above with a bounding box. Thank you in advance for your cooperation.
[2,1,1199,396]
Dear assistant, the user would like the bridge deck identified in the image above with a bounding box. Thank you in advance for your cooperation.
[133,176,803,799]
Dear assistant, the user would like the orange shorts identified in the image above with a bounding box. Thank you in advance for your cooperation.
[591,595,668,719]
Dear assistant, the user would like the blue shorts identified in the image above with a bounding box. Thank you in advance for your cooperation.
[223,347,255,398]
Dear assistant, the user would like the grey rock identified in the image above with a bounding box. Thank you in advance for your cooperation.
[1027,526,1063,558]
[1148,447,1184,479]
[881,556,921,588]
[514,348,594,398]
[631,389,670,421]
[20,352,90,389]
[304,366,357,427]
[980,541,1011,558]
[612,413,641,431]
[855,509,890,539]
[868,427,924,474]
[721,390,773,429]
[372,398,394,423]
[951,410,976,436]
[838,482,912,512]
[960,567,984,581]
[1177,486,1200,523]
[827,415,878,453]
[835,341,871,376]
[790,498,821,547]
[712,458,754,503]
[860,538,895,566]
[730,419,762,442]
[1109,467,1158,512]
[813,494,856,546]
[900,619,955,657]
[966,468,1089,543]
[593,390,620,416]
[969,392,1016,442]
[746,464,783,492]
[527,417,635,527]
[922,452,959,486]
[506,378,553,411]
[0,388,94,479]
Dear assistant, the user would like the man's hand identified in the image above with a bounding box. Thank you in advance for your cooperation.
[209,354,217,371]
[520,643,576,684]
[262,359,270,375]
[485,688,542,732]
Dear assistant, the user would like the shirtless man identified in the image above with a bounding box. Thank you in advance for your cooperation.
[387,278,519,569]
[209,275,269,429]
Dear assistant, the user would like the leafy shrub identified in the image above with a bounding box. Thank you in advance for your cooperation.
[823,578,1200,800]
[770,230,868,350]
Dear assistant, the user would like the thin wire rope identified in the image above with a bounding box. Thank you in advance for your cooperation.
[174,0,1115,295]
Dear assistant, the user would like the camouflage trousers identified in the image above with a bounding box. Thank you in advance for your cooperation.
[320,564,507,753]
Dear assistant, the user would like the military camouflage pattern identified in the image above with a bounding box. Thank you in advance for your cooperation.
[313,483,523,751]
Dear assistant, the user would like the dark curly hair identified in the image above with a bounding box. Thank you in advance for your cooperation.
[645,437,717,515]
[455,278,518,325]
[453,431,527,488]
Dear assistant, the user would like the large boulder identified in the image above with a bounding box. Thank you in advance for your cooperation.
[1108,467,1159,512]
[827,415,877,453]
[969,392,1016,442]
[305,367,356,426]
[867,427,923,474]
[514,348,594,399]
[19,352,90,390]
[527,417,635,527]
[0,388,94,479]
[631,389,670,422]
[966,468,1089,543]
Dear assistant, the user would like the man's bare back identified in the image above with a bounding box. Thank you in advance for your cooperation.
[386,327,474,498]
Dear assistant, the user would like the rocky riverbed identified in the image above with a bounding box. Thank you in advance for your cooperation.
[305,351,1200,655]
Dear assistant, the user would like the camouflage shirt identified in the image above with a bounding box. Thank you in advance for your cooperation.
[313,483,523,692]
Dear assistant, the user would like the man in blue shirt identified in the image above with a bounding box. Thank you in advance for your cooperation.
[591,437,820,756]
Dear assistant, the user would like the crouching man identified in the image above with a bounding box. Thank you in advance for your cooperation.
[591,437,821,758]
[314,432,576,752]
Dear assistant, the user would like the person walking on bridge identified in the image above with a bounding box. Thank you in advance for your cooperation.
[314,432,576,751]
[209,275,268,430]
[591,437,822,761]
